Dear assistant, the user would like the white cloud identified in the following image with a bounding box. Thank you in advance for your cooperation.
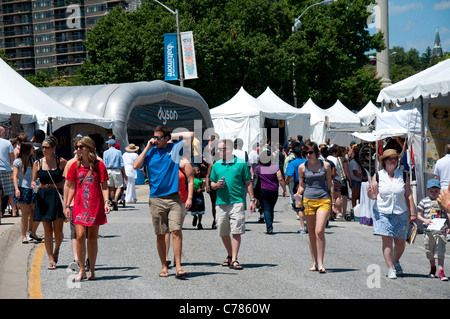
[390,2,424,16]
[433,1,450,10]
[440,27,450,35]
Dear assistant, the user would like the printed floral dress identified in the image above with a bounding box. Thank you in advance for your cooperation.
[67,161,109,226]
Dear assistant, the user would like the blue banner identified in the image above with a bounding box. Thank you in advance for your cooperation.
[164,33,178,81]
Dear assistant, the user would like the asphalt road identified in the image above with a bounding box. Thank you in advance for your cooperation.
[1,184,449,306]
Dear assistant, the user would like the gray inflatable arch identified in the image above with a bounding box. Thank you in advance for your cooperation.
[42,80,213,152]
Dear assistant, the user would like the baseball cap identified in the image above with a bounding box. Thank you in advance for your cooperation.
[106,139,116,145]
[426,178,441,189]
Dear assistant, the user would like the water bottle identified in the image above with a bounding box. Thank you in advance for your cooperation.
[33,178,40,193]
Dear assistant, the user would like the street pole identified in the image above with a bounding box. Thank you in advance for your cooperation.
[154,0,184,87]
[291,0,335,107]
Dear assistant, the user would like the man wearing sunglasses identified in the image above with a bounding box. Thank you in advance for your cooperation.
[133,126,193,279]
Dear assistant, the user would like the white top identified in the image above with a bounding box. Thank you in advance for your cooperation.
[434,154,450,190]
[328,155,341,182]
[122,152,139,179]
[375,169,408,215]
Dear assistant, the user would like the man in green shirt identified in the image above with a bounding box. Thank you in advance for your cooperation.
[210,139,256,270]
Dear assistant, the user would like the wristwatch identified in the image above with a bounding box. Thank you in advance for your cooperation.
[250,198,256,202]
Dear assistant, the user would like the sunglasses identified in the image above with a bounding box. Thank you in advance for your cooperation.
[387,157,398,161]
[152,136,164,140]
[42,146,53,150]
[305,150,314,155]
[75,145,85,150]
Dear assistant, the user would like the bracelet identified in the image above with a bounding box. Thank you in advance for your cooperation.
[188,196,193,199]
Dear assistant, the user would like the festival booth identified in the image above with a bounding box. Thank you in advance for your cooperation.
[210,87,266,153]
[42,80,213,158]
[354,59,450,226]
[256,87,310,144]
[211,87,310,153]
[299,98,328,144]
[0,59,115,140]
[357,101,380,126]
[325,100,365,146]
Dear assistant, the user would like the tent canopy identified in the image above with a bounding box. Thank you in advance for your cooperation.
[256,87,309,120]
[377,59,450,104]
[0,59,114,132]
[326,100,361,129]
[0,102,36,124]
[211,87,310,153]
[357,101,380,126]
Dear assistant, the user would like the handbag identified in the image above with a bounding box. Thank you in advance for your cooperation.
[252,165,261,200]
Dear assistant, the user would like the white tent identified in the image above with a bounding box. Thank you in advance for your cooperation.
[210,87,266,153]
[0,102,36,124]
[373,59,450,201]
[324,100,364,146]
[377,59,450,104]
[326,100,361,129]
[256,87,310,140]
[0,59,114,133]
[299,98,327,144]
[357,101,380,126]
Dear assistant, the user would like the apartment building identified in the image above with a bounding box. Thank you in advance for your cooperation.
[0,0,128,76]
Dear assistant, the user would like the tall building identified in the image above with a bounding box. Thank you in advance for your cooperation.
[0,0,130,77]
[433,26,443,57]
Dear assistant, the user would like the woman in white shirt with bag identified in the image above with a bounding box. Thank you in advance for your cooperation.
[122,144,139,203]
[367,148,416,279]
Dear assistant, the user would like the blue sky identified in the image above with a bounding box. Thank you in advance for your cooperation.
[368,0,450,55]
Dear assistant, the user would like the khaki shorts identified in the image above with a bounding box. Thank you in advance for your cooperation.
[216,202,245,237]
[303,198,331,216]
[148,193,182,235]
[107,168,123,188]
[424,231,446,260]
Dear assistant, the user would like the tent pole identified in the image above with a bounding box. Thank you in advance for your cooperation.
[420,96,425,199]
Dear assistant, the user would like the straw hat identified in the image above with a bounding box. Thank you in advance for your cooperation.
[379,148,401,161]
[125,143,139,152]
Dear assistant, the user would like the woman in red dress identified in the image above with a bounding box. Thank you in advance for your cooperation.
[64,136,110,281]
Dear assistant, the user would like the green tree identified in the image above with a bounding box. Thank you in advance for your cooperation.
[78,0,384,111]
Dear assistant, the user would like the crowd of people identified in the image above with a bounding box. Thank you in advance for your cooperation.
[1,124,450,282]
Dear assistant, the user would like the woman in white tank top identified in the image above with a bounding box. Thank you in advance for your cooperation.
[367,149,416,279]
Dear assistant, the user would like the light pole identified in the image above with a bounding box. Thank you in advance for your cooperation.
[291,0,335,107]
[153,0,184,87]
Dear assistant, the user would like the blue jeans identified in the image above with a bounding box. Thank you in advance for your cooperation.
[260,189,278,232]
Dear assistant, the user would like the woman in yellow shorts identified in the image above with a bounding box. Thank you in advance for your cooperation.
[296,142,334,273]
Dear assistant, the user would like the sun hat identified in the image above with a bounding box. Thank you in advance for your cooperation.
[379,148,401,161]
[125,143,139,152]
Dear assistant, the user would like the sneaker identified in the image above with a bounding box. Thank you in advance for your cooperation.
[393,261,403,276]
[387,267,397,279]
[26,231,32,241]
[429,266,436,278]
[192,215,197,227]
[197,223,203,230]
[438,270,449,281]
[297,228,307,234]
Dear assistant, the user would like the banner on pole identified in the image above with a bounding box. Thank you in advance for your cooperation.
[164,33,178,81]
[180,31,198,80]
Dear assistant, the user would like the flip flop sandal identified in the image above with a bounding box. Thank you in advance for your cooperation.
[222,256,232,267]
[230,261,243,270]
[175,270,188,279]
